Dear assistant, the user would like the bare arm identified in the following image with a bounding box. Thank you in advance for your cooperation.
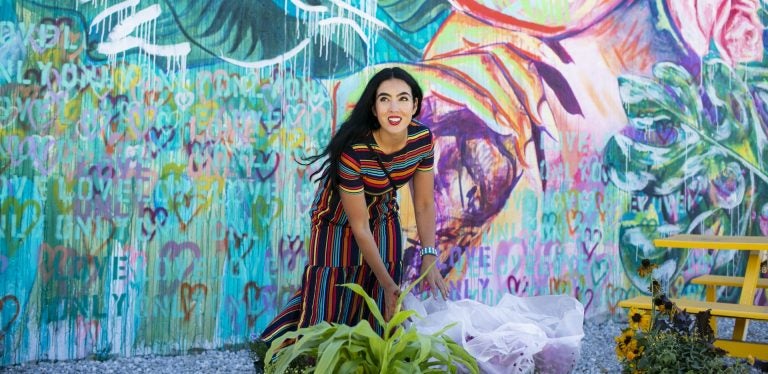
[412,169,448,299]
[339,190,399,294]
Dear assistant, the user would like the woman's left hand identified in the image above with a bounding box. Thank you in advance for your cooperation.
[420,255,448,300]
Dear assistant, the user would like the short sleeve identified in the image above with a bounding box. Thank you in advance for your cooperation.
[416,128,434,172]
[337,148,364,193]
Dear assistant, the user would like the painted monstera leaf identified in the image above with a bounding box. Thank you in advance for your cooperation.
[69,0,372,76]
[379,0,450,32]
[605,56,768,296]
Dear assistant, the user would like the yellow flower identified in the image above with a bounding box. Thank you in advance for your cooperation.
[615,328,637,360]
[628,308,652,332]
[638,259,658,277]
[748,355,755,365]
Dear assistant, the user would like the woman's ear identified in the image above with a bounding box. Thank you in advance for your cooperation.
[412,98,419,114]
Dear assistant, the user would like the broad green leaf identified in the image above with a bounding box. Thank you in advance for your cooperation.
[386,309,417,338]
[389,330,421,362]
[315,340,345,373]
[416,334,433,363]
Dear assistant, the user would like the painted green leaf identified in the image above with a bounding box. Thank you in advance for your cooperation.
[618,75,692,130]
[701,58,763,168]
[379,0,450,32]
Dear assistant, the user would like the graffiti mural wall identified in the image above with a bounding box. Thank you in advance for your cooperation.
[1,0,766,364]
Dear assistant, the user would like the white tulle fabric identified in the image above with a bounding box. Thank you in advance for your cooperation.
[403,293,585,374]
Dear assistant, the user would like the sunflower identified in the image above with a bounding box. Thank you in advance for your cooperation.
[628,308,652,332]
[638,259,658,277]
[615,328,637,360]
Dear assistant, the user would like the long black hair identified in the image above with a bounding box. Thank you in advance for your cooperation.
[303,67,424,187]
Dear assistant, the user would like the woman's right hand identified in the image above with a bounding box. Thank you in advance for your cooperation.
[383,284,401,322]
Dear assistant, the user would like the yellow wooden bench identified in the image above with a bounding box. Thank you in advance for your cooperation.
[691,275,768,302]
[620,295,768,360]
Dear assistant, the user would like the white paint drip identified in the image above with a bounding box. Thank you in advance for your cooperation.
[221,39,310,69]
[224,0,386,74]
[91,0,189,80]
[90,0,140,36]
[291,0,327,13]
[108,4,160,41]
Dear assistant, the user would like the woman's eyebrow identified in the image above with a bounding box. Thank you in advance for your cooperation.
[376,92,411,98]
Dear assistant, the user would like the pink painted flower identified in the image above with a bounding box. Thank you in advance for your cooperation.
[666,0,764,65]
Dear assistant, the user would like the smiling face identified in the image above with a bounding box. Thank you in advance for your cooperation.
[372,78,418,137]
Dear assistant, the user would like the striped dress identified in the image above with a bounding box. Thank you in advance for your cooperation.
[260,123,434,342]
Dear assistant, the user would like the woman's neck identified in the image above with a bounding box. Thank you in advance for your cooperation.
[373,129,407,155]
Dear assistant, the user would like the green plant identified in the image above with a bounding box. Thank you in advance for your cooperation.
[615,259,754,374]
[264,263,479,374]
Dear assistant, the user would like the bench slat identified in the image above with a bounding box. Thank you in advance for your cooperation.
[619,296,768,320]
[691,275,768,288]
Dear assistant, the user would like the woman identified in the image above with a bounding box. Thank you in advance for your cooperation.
[259,67,448,345]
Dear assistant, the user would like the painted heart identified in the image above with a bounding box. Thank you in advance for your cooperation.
[28,135,57,176]
[77,108,101,140]
[230,231,256,261]
[159,240,201,280]
[590,259,609,286]
[605,284,630,314]
[566,209,584,235]
[0,101,18,129]
[186,141,213,176]
[549,277,571,295]
[140,206,168,242]
[88,164,116,195]
[0,295,20,335]
[172,192,210,231]
[149,125,176,151]
[580,227,603,261]
[175,90,194,111]
[279,235,304,271]
[180,282,207,320]
[80,216,116,256]
[2,198,42,255]
[506,274,528,295]
[260,108,282,134]
[284,103,306,128]
[575,287,594,312]
[254,150,280,181]
[243,281,275,328]
[39,243,77,282]
[252,196,283,239]
[540,212,558,242]
[594,191,606,222]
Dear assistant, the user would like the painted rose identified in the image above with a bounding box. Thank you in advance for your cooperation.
[666,0,764,64]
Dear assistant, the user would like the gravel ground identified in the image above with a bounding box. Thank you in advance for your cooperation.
[3,318,766,373]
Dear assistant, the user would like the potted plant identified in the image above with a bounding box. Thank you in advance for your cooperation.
[259,263,479,373]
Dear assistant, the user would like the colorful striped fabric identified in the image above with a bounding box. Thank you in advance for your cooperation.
[260,123,434,342]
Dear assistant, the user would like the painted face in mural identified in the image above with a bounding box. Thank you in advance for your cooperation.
[372,78,418,141]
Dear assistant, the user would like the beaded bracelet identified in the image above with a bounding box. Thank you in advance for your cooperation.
[420,246,438,257]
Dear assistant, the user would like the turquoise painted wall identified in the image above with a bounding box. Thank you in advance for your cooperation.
[1,0,767,364]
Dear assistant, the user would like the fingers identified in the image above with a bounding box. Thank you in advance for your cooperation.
[431,269,448,300]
